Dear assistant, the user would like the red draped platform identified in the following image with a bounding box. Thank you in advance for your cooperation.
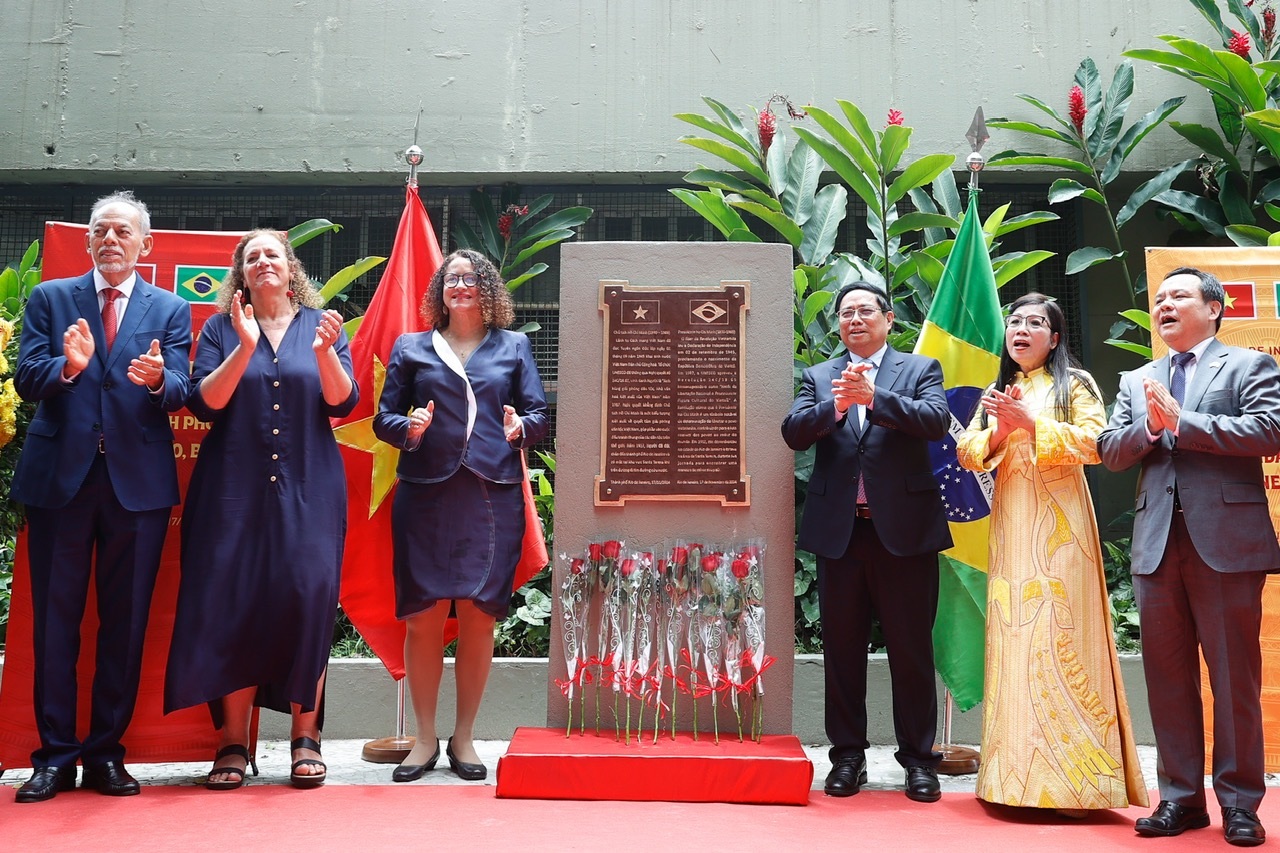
[495,726,813,805]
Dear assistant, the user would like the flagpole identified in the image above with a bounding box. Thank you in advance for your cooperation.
[935,107,987,777]
[359,139,426,765]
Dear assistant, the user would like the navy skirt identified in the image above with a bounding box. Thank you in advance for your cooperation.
[391,467,525,620]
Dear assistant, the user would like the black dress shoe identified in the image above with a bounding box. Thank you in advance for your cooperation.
[823,756,868,797]
[15,766,77,803]
[1134,800,1211,837]
[82,760,140,796]
[445,737,487,781]
[1223,807,1267,847]
[392,741,441,783]
[904,766,941,803]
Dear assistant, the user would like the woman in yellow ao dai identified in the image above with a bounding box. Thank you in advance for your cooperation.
[956,293,1147,815]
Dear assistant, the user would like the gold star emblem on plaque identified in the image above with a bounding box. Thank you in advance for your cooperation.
[1224,292,1236,310]
[333,353,400,519]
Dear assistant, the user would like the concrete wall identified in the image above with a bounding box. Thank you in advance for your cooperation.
[0,1,1220,184]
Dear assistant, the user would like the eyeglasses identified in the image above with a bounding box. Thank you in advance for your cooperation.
[443,273,480,288]
[1005,314,1051,330]
[837,307,884,321]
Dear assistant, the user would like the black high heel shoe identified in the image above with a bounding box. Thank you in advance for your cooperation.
[205,744,259,791]
[446,737,487,781]
[391,740,441,783]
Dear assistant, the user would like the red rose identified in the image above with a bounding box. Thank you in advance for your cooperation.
[688,543,704,553]
[620,558,637,577]
[670,546,689,566]
[602,540,622,559]
[640,551,653,565]
[739,544,761,561]
[657,559,669,575]
[570,558,586,575]
[588,543,603,562]
[731,558,750,579]
[701,553,721,573]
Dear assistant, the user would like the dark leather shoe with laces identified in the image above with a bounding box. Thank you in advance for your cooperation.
[15,766,77,803]
[904,766,941,803]
[82,760,140,796]
[823,755,868,797]
[1134,800,1211,837]
[1223,807,1267,847]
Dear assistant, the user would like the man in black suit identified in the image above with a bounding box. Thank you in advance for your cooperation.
[782,282,952,802]
[11,190,192,802]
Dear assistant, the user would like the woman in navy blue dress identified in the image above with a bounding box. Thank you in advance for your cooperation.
[165,230,358,790]
[374,249,547,782]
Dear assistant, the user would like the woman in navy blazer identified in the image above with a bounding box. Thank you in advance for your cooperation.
[374,249,547,783]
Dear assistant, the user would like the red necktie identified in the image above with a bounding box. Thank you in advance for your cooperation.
[102,288,121,350]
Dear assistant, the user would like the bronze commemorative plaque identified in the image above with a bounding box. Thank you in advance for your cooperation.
[595,280,750,506]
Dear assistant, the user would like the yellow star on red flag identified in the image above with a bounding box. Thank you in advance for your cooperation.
[333,353,400,519]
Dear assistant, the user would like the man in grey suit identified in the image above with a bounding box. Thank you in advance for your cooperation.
[1099,266,1280,847]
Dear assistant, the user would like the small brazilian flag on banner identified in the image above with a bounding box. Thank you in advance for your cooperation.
[175,266,228,303]
[913,191,1003,711]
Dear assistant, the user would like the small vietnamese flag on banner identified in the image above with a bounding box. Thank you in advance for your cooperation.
[1223,281,1257,319]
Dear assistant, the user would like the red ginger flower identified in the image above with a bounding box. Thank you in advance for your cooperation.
[497,204,530,241]
[1265,7,1276,46]
[758,104,777,156]
[1068,85,1087,135]
[1230,29,1252,58]
[886,109,904,127]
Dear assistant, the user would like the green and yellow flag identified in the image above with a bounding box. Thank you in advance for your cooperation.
[913,191,1003,711]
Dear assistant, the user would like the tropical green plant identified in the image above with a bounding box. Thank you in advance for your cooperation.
[0,240,42,646]
[454,185,593,291]
[672,97,1059,649]
[1125,0,1280,248]
[286,218,387,338]
[987,58,1185,359]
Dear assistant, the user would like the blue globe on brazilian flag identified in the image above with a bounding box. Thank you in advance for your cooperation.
[913,191,1003,711]
[175,266,228,303]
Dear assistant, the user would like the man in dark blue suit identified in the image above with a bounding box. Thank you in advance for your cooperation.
[782,282,952,803]
[11,191,192,802]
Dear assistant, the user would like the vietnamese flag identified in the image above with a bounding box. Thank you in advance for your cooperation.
[332,184,548,677]
[1223,281,1257,319]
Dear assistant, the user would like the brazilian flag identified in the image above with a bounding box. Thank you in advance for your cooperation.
[175,265,228,303]
[913,191,1003,711]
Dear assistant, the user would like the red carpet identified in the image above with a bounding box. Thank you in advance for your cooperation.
[0,785,1265,852]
